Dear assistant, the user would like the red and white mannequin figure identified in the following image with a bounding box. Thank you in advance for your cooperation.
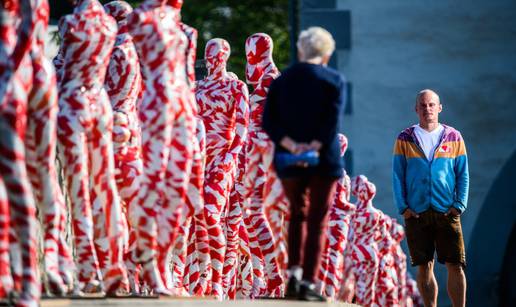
[56,0,128,294]
[155,0,196,292]
[25,0,74,295]
[317,133,355,300]
[0,0,41,305]
[223,69,252,299]
[103,0,144,294]
[242,33,284,297]
[337,244,356,302]
[127,0,194,294]
[168,2,211,294]
[182,120,211,296]
[375,216,398,306]
[263,174,290,277]
[349,175,383,307]
[196,38,249,298]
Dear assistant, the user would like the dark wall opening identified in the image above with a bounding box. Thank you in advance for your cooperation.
[466,150,516,307]
[500,224,516,307]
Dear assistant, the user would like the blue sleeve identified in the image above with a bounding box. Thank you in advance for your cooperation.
[392,142,409,214]
[453,152,469,213]
[263,78,287,145]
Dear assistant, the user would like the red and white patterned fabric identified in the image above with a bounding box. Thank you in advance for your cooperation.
[0,178,11,299]
[391,219,411,306]
[406,272,424,307]
[317,134,355,300]
[196,38,249,298]
[263,178,289,278]
[349,175,383,307]
[103,0,143,294]
[56,0,128,294]
[376,216,399,306]
[127,0,195,294]
[224,169,245,299]
[0,0,40,305]
[237,217,254,298]
[242,33,284,297]
[184,120,212,296]
[25,0,74,295]
[169,15,212,296]
[156,1,196,292]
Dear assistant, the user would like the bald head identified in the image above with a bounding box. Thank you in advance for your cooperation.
[415,89,442,129]
[416,89,440,106]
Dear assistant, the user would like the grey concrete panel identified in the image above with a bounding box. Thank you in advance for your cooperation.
[300,10,351,49]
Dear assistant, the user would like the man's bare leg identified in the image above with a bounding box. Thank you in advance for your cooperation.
[417,261,438,307]
[445,262,466,307]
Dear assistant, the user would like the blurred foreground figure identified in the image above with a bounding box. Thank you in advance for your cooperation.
[103,0,143,294]
[155,0,196,293]
[56,0,129,295]
[196,38,249,299]
[169,1,212,295]
[243,32,284,297]
[0,0,41,305]
[127,0,194,294]
[26,0,74,295]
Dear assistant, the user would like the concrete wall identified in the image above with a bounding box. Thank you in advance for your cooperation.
[300,0,516,305]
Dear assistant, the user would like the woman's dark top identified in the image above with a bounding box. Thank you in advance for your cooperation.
[262,62,346,178]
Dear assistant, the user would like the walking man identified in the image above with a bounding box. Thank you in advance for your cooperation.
[392,89,469,307]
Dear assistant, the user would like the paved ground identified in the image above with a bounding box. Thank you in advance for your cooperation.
[39,298,359,307]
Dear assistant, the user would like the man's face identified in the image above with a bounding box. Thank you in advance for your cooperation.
[415,93,442,124]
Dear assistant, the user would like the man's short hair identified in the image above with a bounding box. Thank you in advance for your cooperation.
[297,27,336,62]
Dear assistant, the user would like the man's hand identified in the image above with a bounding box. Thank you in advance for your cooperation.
[280,136,309,155]
[403,208,419,219]
[444,207,461,216]
[307,140,322,152]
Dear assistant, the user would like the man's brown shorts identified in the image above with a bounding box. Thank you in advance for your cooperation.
[404,209,466,267]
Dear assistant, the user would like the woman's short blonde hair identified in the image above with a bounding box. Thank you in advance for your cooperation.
[296,27,336,62]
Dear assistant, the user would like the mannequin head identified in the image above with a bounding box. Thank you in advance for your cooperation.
[245,33,274,85]
[104,1,132,30]
[351,175,376,205]
[205,38,230,79]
